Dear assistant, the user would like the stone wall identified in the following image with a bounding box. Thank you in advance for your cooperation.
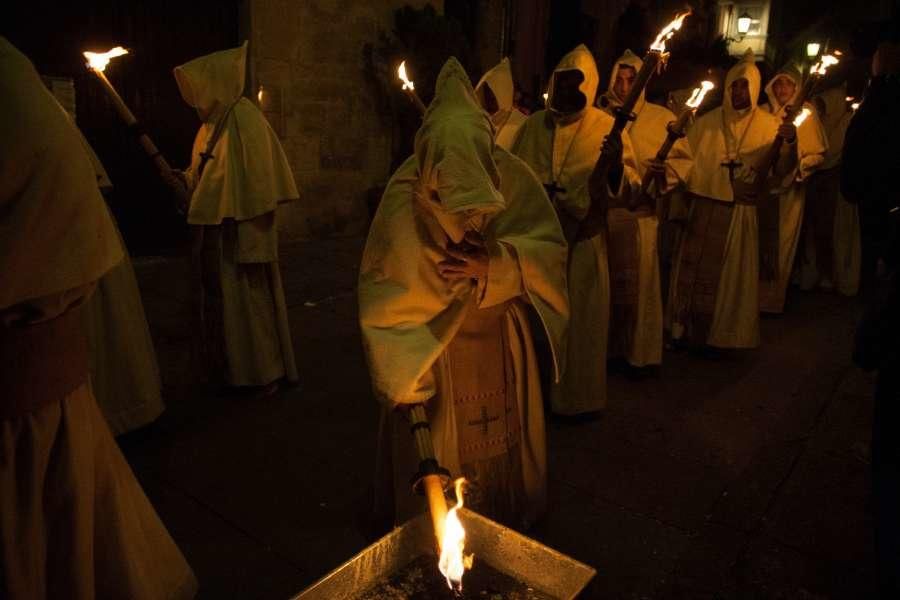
[247,0,445,241]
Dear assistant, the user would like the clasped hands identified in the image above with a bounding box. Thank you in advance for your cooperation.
[437,231,489,281]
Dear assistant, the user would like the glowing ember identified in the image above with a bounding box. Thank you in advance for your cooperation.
[792,107,812,127]
[650,10,691,52]
[438,478,474,592]
[685,80,715,109]
[83,46,128,72]
[398,61,415,91]
[810,53,840,76]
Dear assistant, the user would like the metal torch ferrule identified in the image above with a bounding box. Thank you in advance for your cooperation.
[407,403,452,495]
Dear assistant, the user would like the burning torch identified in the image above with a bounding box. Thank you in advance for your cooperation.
[398,60,427,115]
[580,9,692,240]
[639,80,714,210]
[83,47,190,205]
[749,51,841,199]
[749,52,839,280]
[407,404,473,591]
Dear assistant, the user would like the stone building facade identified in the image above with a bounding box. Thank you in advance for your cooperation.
[243,0,519,242]
[245,1,439,241]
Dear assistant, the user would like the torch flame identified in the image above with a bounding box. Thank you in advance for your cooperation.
[685,80,715,109]
[793,107,812,127]
[810,53,839,76]
[650,10,692,52]
[83,46,128,72]
[398,61,415,91]
[851,102,860,111]
[438,478,474,592]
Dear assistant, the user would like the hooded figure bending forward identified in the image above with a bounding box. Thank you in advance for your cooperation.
[361,58,569,530]
[173,42,299,391]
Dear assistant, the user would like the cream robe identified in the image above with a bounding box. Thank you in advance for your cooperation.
[475,57,528,150]
[175,42,299,386]
[513,44,640,413]
[83,220,165,434]
[0,36,196,600]
[671,51,785,348]
[77,139,164,435]
[601,50,693,366]
[362,58,568,528]
[758,69,828,313]
[799,86,860,295]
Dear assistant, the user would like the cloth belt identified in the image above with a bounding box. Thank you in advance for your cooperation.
[0,307,89,420]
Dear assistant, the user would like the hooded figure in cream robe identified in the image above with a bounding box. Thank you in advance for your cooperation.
[513,44,640,414]
[0,37,196,600]
[758,66,828,313]
[174,42,299,390]
[362,58,568,530]
[78,139,165,435]
[475,57,528,151]
[669,50,796,348]
[800,85,861,296]
[599,50,693,367]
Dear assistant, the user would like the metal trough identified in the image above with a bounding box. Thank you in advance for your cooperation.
[292,508,596,600]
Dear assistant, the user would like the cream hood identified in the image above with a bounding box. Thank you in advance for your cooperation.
[547,44,599,119]
[414,56,504,238]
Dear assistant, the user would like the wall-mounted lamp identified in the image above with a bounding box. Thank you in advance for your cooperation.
[737,12,752,36]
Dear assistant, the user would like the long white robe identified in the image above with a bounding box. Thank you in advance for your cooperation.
[0,36,196,600]
[77,139,164,435]
[513,44,640,413]
[799,86,860,296]
[600,50,693,366]
[758,68,827,313]
[175,42,299,387]
[670,50,787,348]
[362,58,568,528]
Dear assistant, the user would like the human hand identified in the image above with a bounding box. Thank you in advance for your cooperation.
[644,158,667,195]
[162,168,187,189]
[438,231,489,281]
[778,123,797,143]
[600,132,624,166]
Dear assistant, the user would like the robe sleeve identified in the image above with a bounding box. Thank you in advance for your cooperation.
[663,134,694,192]
[796,109,828,181]
[0,283,96,327]
[480,241,524,308]
[614,129,643,204]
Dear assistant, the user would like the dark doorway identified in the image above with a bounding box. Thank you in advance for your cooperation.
[3,1,241,256]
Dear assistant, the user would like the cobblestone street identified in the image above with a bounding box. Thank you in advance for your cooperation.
[123,237,876,599]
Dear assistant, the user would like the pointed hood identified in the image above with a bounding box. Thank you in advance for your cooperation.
[413,57,504,241]
[763,63,803,116]
[723,48,761,122]
[547,44,599,120]
[475,57,514,117]
[174,41,247,116]
[0,36,122,309]
[603,49,645,112]
[175,41,299,225]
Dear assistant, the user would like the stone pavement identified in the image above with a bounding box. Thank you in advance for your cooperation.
[123,238,876,599]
